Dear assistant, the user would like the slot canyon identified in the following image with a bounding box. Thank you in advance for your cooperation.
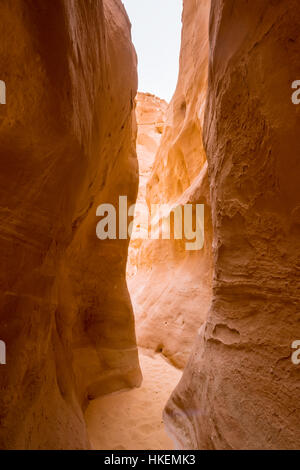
[0,0,299,451]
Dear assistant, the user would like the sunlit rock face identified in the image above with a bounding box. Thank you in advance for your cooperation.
[127,92,167,279]
[165,0,300,450]
[0,0,141,450]
[128,0,212,369]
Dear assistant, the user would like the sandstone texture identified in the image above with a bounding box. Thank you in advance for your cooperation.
[0,0,141,450]
[165,0,300,450]
[128,0,212,369]
[127,92,167,279]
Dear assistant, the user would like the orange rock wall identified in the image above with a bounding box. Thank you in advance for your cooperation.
[127,92,167,279]
[128,0,212,369]
[165,0,300,449]
[0,0,140,450]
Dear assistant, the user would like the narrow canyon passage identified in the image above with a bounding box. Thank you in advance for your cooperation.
[85,93,183,450]
[0,0,299,452]
[84,1,212,450]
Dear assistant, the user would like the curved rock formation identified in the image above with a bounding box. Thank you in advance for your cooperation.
[127,92,167,279]
[0,0,141,450]
[128,0,212,369]
[165,0,300,450]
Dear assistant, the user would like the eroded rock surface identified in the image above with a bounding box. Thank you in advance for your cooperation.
[127,92,167,279]
[128,0,212,369]
[165,0,300,450]
[0,0,141,450]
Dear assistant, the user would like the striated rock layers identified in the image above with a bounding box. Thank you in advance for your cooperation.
[165,0,300,449]
[0,0,141,450]
[127,92,167,279]
[128,0,212,369]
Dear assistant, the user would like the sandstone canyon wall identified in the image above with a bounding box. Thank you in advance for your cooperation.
[127,92,167,279]
[0,0,141,450]
[165,0,300,449]
[128,0,213,369]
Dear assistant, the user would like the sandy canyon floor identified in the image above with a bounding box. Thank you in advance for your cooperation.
[85,350,182,450]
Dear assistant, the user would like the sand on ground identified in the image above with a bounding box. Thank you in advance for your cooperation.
[85,350,182,450]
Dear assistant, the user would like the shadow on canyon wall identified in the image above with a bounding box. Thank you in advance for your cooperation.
[0,0,299,450]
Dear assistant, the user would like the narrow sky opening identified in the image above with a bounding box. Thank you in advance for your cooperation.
[122,0,183,103]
